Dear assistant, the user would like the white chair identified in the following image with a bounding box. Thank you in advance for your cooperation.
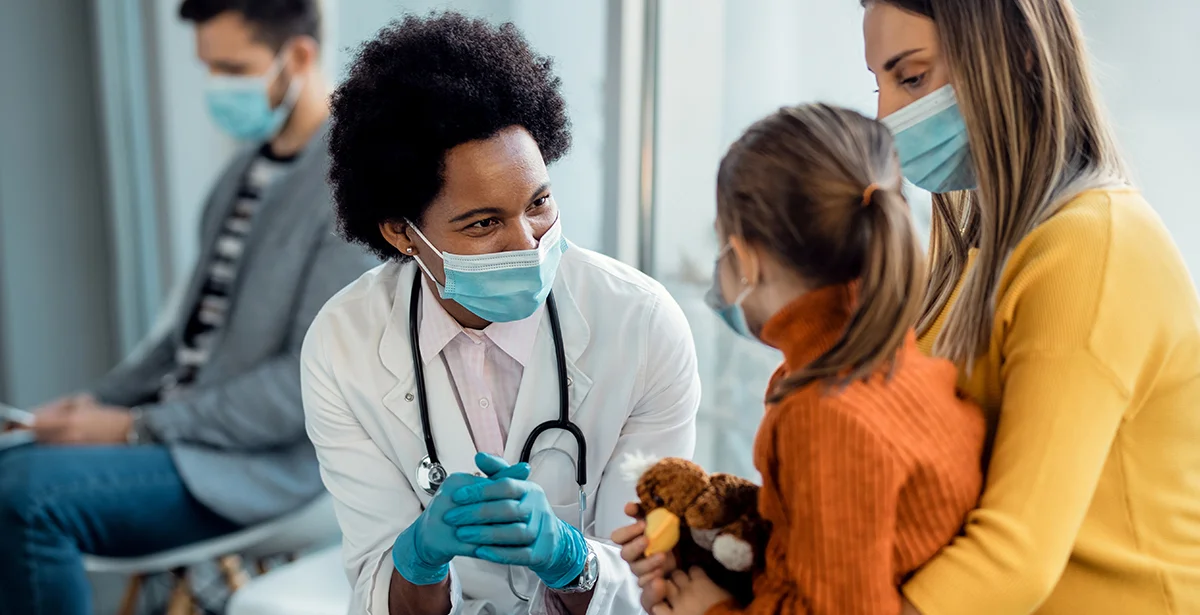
[226,544,350,615]
[85,494,340,615]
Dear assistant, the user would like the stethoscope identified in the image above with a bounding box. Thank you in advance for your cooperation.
[406,271,588,602]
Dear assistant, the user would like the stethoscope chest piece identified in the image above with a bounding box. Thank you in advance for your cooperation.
[416,455,447,496]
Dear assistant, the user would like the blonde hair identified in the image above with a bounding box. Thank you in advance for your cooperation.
[717,103,926,399]
[870,0,1127,365]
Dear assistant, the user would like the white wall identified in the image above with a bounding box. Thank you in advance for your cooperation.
[511,1,609,250]
[0,0,118,405]
[1077,0,1200,274]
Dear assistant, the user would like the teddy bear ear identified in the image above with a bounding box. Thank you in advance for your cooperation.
[619,451,661,482]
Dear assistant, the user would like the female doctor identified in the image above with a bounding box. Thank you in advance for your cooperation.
[301,12,701,615]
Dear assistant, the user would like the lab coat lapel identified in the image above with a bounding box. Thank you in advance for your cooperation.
[504,276,594,480]
[421,356,481,476]
[379,265,479,476]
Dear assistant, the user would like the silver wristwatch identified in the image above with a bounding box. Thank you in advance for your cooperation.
[126,407,155,445]
[552,545,598,594]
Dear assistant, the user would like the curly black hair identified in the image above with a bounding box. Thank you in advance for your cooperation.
[328,12,572,260]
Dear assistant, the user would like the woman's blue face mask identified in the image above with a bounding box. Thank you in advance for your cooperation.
[882,84,977,194]
[407,217,569,323]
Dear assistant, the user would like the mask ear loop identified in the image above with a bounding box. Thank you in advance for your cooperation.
[732,280,754,308]
[403,220,446,288]
[261,43,305,140]
[277,72,304,110]
[263,38,303,83]
[718,243,757,307]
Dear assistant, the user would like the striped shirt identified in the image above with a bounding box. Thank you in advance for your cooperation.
[164,145,296,397]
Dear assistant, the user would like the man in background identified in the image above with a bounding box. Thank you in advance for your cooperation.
[0,2,374,613]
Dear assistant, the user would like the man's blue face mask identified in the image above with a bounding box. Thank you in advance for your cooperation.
[408,217,569,323]
[882,84,977,194]
[204,50,302,142]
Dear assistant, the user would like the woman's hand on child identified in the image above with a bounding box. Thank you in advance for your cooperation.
[652,568,732,615]
[612,501,678,612]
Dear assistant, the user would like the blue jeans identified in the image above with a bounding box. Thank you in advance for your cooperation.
[0,445,241,615]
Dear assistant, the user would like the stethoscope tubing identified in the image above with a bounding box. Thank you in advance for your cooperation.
[407,270,587,492]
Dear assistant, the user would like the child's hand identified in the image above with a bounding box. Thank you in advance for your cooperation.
[653,568,733,615]
[612,501,678,613]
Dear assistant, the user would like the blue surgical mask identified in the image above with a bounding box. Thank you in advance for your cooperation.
[205,53,302,142]
[704,245,756,340]
[409,217,569,323]
[882,84,976,194]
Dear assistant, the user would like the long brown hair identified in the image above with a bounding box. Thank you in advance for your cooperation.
[718,103,925,399]
[867,0,1127,365]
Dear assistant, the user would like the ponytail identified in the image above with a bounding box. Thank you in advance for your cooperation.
[766,185,926,402]
[717,104,927,401]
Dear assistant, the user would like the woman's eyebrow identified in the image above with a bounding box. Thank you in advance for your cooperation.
[884,48,924,72]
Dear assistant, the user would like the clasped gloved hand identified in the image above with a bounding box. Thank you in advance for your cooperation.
[446,453,589,589]
[392,457,531,585]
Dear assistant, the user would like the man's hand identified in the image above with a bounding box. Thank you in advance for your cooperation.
[33,399,133,445]
[612,501,677,613]
[30,393,94,416]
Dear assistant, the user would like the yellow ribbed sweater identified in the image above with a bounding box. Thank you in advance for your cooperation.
[903,188,1200,615]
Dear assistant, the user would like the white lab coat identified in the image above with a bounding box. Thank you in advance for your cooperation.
[301,245,701,615]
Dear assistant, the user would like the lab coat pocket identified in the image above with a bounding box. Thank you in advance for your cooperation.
[550,483,601,534]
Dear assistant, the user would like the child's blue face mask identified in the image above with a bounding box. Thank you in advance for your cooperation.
[204,51,302,142]
[705,244,756,340]
[408,217,569,323]
[882,84,977,194]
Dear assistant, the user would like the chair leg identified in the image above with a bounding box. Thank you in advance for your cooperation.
[218,554,251,592]
[165,567,194,615]
[117,574,143,615]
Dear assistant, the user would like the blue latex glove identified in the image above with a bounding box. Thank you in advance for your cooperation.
[446,452,589,589]
[392,461,531,585]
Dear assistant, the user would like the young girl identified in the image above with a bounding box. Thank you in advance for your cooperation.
[615,103,985,615]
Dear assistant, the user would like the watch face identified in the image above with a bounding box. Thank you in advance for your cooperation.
[577,550,599,591]
[553,549,598,594]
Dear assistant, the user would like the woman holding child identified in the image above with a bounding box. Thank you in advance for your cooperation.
[617,0,1200,613]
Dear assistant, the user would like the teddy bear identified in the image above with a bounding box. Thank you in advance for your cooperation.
[621,453,771,606]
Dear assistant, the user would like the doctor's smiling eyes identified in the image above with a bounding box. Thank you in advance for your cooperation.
[459,193,556,236]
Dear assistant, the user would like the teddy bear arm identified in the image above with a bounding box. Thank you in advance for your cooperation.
[712,514,772,574]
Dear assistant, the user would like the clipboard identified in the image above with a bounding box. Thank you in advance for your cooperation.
[0,402,36,451]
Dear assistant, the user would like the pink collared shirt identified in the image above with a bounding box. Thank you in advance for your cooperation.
[418,277,543,456]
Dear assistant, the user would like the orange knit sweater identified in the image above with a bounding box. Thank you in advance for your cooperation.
[709,285,985,615]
